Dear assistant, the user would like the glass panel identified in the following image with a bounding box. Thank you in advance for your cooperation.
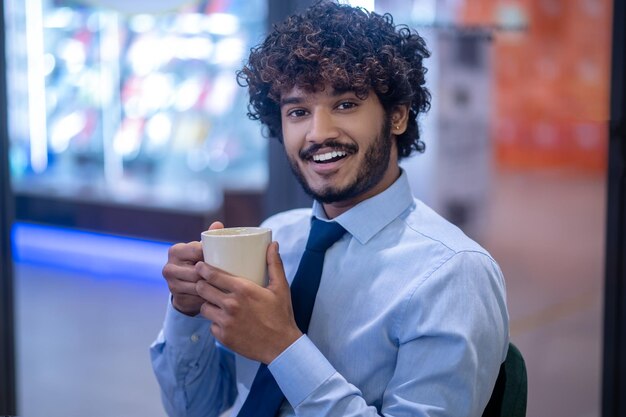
[6,0,268,213]
[5,1,268,415]
[377,1,609,416]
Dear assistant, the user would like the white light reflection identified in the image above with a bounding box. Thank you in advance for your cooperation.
[141,73,175,113]
[50,111,86,153]
[174,13,204,35]
[145,112,173,151]
[174,78,202,112]
[43,6,74,29]
[113,118,143,158]
[204,13,240,36]
[129,14,156,33]
[42,53,56,76]
[128,34,165,76]
[59,38,86,73]
[178,37,213,60]
[212,37,244,65]
[123,74,175,118]
[25,0,48,173]
[411,0,437,25]
[99,11,124,182]
[340,0,375,12]
[205,72,237,115]
[123,96,143,119]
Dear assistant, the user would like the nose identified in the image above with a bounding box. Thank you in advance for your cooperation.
[306,109,340,143]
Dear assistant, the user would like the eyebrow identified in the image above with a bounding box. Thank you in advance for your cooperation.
[279,89,355,107]
[279,96,304,107]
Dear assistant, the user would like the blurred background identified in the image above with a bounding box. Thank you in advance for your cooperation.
[0,0,622,416]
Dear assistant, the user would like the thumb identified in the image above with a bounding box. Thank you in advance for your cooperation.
[207,221,224,231]
[266,242,288,293]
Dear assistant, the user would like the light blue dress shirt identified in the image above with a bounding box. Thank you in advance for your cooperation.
[150,170,509,417]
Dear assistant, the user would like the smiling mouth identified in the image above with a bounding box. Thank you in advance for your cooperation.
[301,141,357,164]
[312,150,348,163]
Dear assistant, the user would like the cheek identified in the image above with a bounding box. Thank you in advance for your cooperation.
[281,125,302,157]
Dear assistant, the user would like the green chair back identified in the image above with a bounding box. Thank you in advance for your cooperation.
[482,343,528,417]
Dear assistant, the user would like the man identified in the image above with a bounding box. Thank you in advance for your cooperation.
[151,2,509,417]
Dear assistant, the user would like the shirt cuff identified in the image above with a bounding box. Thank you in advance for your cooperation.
[162,299,212,349]
[268,335,336,408]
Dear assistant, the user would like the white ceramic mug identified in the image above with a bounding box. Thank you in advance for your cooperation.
[201,227,272,286]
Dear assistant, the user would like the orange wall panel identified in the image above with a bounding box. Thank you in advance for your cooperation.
[459,0,611,172]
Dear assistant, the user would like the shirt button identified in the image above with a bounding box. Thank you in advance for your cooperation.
[190,333,200,343]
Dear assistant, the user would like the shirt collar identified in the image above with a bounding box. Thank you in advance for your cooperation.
[311,169,415,245]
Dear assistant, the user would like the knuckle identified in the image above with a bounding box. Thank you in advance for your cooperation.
[210,322,221,338]
[191,242,204,257]
[230,279,247,296]
[204,267,221,285]
[195,280,207,295]
[162,263,175,279]
[167,243,184,259]
[195,261,209,276]
[168,280,181,294]
[200,302,210,316]
[169,242,202,263]
[222,298,240,314]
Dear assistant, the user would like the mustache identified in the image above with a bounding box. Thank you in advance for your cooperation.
[299,140,358,160]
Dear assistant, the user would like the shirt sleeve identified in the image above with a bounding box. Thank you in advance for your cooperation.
[150,299,237,417]
[267,250,509,417]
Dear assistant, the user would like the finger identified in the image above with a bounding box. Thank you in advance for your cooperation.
[266,242,288,293]
[200,300,224,323]
[196,279,230,308]
[162,263,202,283]
[195,261,244,293]
[168,279,200,296]
[168,242,204,264]
[209,321,224,343]
[208,221,225,231]
[173,294,204,313]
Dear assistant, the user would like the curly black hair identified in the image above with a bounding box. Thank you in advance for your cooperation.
[237,1,431,159]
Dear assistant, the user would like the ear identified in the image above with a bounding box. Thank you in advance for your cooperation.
[390,104,410,135]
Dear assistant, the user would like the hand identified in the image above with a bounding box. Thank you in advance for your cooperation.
[195,242,303,364]
[162,221,224,316]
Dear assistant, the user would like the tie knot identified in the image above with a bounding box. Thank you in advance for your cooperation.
[306,218,346,252]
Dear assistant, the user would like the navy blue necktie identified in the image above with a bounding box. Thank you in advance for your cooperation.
[236,218,346,417]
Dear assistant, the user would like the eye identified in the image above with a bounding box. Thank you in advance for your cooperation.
[286,108,308,118]
[336,101,357,110]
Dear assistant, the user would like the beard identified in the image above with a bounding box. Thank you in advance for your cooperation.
[287,116,393,204]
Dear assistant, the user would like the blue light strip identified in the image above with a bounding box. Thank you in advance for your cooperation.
[12,222,173,281]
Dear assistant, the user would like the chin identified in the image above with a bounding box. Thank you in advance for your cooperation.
[309,182,361,204]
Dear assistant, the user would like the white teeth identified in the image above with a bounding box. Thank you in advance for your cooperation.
[313,150,347,162]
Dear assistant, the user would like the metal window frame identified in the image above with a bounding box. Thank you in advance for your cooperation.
[603,0,626,415]
[0,0,18,413]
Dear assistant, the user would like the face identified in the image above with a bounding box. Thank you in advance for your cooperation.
[280,86,406,215]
